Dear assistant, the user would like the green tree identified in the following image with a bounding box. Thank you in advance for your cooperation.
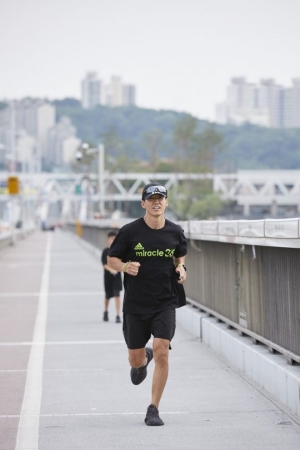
[173,115,198,170]
[143,128,163,173]
[173,116,223,172]
[103,125,124,159]
[189,193,224,219]
[103,126,138,173]
[191,126,223,172]
[171,117,224,218]
[173,115,198,151]
[169,180,225,220]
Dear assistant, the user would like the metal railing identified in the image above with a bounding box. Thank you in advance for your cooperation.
[185,239,300,364]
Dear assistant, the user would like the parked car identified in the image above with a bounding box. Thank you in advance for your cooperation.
[41,220,55,231]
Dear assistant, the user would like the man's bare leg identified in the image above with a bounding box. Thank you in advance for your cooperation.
[151,337,169,408]
[115,295,121,321]
[103,298,109,321]
[128,348,147,369]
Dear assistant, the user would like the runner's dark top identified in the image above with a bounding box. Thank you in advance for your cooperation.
[101,247,122,292]
[108,218,187,314]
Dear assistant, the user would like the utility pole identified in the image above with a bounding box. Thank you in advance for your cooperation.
[75,142,106,219]
[98,143,105,216]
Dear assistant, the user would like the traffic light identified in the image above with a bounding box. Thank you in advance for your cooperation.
[7,176,19,195]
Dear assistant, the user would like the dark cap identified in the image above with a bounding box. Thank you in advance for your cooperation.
[142,183,168,200]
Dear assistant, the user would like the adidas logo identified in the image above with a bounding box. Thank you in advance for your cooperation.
[134,243,144,250]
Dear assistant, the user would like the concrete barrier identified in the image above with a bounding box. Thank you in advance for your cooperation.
[177,304,300,419]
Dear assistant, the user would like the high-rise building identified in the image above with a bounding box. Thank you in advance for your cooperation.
[216,78,300,128]
[281,88,292,128]
[47,116,78,167]
[16,130,36,172]
[257,79,282,128]
[122,84,136,106]
[36,103,56,162]
[226,78,261,125]
[110,76,123,106]
[81,72,103,109]
[81,72,136,108]
[291,78,300,128]
[0,99,55,171]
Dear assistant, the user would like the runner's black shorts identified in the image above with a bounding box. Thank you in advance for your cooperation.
[123,309,176,349]
[105,288,121,299]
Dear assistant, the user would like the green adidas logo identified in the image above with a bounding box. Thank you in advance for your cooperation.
[134,243,144,250]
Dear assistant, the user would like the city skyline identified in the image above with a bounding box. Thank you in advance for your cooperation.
[81,73,136,109]
[1,0,300,121]
[216,77,300,128]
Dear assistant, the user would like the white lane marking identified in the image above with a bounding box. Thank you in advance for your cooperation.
[0,262,98,267]
[0,369,107,373]
[2,411,190,418]
[0,340,125,346]
[0,291,105,297]
[15,235,52,450]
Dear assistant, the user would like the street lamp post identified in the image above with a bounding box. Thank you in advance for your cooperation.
[75,142,106,219]
[97,143,105,217]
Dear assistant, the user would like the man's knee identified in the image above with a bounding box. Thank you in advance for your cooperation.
[128,348,146,368]
[153,339,169,365]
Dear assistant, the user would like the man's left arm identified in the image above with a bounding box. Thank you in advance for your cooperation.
[174,256,187,284]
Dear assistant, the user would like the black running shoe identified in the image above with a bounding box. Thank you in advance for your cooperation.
[144,404,164,426]
[103,311,108,322]
[116,315,121,323]
[130,347,153,385]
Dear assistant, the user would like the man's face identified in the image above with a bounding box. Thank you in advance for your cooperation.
[141,194,168,214]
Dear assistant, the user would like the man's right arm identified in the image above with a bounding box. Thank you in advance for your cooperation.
[108,257,126,272]
[108,257,140,276]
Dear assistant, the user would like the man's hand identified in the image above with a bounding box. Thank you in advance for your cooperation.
[125,261,140,276]
[175,267,186,284]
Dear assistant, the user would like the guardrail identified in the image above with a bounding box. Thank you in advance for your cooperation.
[67,217,300,364]
[0,231,14,249]
[0,223,36,249]
[177,218,300,248]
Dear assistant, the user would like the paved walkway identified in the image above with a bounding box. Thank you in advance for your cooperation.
[0,230,300,450]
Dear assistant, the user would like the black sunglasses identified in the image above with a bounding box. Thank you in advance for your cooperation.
[142,186,167,198]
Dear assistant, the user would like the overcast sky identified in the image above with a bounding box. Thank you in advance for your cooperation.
[1,0,299,120]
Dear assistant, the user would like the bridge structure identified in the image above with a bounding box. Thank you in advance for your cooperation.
[0,169,300,222]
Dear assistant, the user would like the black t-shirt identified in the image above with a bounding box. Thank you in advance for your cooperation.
[101,247,122,291]
[108,218,187,314]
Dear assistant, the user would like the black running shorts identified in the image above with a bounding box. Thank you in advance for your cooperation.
[123,309,176,350]
[105,288,121,299]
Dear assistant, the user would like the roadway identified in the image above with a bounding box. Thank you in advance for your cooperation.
[0,230,300,450]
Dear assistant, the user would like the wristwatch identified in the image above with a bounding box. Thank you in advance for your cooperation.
[177,263,187,272]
